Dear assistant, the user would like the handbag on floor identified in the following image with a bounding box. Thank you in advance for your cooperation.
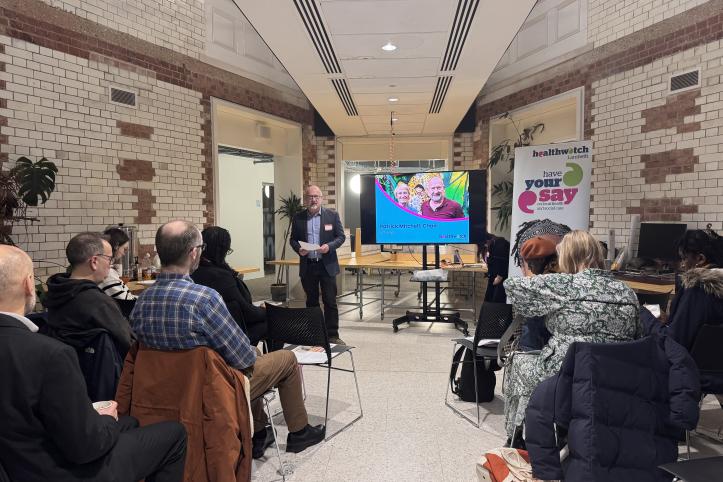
[476,448,542,482]
[449,345,497,403]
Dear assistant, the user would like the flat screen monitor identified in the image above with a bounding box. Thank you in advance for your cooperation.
[637,222,687,260]
[359,170,487,245]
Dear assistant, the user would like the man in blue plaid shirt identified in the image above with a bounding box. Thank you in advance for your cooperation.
[131,220,325,457]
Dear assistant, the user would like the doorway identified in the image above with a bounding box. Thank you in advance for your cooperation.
[262,183,275,275]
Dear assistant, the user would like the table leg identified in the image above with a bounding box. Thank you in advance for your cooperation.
[358,268,364,319]
[285,265,290,304]
[381,268,385,320]
[472,272,477,322]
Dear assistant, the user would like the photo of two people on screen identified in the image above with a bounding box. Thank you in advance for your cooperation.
[378,172,469,220]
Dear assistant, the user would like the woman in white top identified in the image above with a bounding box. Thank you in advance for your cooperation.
[99,227,137,301]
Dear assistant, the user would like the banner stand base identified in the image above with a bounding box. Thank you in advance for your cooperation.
[392,311,469,335]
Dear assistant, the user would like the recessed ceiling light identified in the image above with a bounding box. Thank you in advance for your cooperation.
[388,97,399,102]
[382,42,397,52]
[392,117,399,122]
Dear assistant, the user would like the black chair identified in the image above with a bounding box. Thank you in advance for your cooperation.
[264,304,363,440]
[660,456,723,481]
[445,302,513,427]
[686,323,723,458]
[251,389,293,480]
[76,331,124,402]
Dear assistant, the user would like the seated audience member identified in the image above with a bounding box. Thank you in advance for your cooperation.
[131,220,325,458]
[517,236,557,352]
[191,226,267,345]
[99,227,137,301]
[0,245,187,482]
[480,234,510,303]
[502,230,640,446]
[510,218,571,268]
[393,181,411,209]
[44,232,132,356]
[641,226,723,389]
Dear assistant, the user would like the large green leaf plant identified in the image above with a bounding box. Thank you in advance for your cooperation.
[274,192,304,285]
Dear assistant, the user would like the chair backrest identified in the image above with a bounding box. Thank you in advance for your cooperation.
[690,324,723,374]
[75,331,123,402]
[121,345,252,482]
[264,304,330,358]
[474,302,514,343]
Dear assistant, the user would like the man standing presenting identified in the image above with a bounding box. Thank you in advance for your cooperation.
[290,185,346,344]
[421,175,464,219]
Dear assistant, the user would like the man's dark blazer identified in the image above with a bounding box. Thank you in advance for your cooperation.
[290,207,346,277]
[0,313,120,481]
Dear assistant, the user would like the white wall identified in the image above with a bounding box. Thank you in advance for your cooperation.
[217,155,274,280]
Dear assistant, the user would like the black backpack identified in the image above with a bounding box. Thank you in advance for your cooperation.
[449,346,498,403]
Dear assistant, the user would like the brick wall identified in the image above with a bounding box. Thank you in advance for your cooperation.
[312,136,336,209]
[476,0,723,244]
[39,0,205,59]
[452,132,478,170]
[590,39,723,245]
[0,0,315,276]
[588,0,708,48]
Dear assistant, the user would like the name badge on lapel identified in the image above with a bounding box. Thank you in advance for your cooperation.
[324,224,333,231]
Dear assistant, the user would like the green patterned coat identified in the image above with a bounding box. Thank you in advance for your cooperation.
[502,269,640,436]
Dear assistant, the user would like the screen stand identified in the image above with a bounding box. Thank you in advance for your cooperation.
[392,245,469,336]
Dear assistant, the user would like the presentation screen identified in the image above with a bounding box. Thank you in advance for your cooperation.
[359,170,487,245]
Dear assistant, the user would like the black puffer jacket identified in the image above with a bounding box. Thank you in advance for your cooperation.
[642,267,723,392]
[525,335,700,482]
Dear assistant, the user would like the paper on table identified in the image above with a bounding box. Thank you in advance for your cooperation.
[299,241,321,251]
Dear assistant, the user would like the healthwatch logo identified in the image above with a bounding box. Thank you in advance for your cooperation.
[518,162,584,214]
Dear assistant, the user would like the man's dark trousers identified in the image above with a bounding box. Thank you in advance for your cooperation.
[300,260,339,338]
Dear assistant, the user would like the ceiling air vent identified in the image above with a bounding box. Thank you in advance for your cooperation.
[293,0,341,74]
[109,86,137,107]
[331,78,358,116]
[429,76,453,114]
[440,0,480,72]
[669,68,700,94]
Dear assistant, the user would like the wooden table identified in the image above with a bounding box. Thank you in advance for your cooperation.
[268,253,486,320]
[127,266,261,293]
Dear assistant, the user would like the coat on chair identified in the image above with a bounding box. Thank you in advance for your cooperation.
[525,335,701,482]
[116,343,253,482]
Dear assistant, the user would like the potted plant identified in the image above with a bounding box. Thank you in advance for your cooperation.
[488,114,544,230]
[270,191,304,301]
[0,156,58,244]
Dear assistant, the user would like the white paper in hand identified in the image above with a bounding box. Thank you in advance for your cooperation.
[299,241,321,251]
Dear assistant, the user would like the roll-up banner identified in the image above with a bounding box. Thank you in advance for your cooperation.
[507,140,593,278]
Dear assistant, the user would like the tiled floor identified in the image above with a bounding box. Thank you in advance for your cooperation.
[246,272,723,482]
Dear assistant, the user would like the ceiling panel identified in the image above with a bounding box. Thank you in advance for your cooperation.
[356,104,428,115]
[347,77,438,93]
[320,0,455,35]
[333,32,448,59]
[236,0,537,136]
[342,58,440,78]
[354,91,433,105]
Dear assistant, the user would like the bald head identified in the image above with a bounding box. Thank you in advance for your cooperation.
[305,185,323,214]
[0,245,36,315]
[155,220,202,271]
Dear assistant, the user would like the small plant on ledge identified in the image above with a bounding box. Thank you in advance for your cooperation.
[0,156,59,245]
